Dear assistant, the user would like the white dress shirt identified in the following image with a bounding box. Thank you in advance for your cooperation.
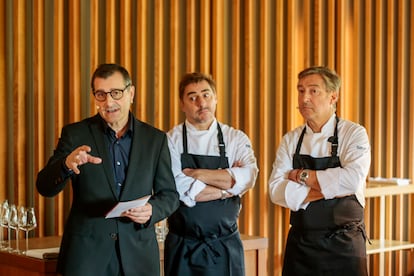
[168,119,258,207]
[268,115,371,211]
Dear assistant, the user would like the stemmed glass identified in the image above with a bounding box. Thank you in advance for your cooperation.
[20,207,37,254]
[0,200,10,251]
[0,201,4,249]
[8,204,19,253]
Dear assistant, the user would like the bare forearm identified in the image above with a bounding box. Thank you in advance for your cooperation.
[183,168,234,189]
[288,168,324,203]
[195,185,232,202]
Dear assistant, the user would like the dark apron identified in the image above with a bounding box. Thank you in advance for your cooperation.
[164,123,245,276]
[283,117,368,276]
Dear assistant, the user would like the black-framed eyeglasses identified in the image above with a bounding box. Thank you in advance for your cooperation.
[93,83,131,102]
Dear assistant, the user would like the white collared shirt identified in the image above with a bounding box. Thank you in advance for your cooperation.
[168,119,259,207]
[268,115,371,211]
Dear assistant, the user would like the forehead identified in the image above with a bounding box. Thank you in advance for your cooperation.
[183,80,213,95]
[297,73,326,89]
[94,72,124,90]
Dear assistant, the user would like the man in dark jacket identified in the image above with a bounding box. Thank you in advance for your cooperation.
[37,63,179,276]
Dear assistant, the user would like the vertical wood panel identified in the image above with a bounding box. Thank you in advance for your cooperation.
[135,0,148,120]
[1,0,414,274]
[396,0,407,177]
[169,0,181,127]
[120,0,132,70]
[53,0,65,235]
[13,0,26,205]
[373,0,384,176]
[33,0,45,235]
[230,0,240,126]
[211,0,225,121]
[105,0,116,62]
[185,0,196,71]
[199,0,210,73]
[68,0,82,122]
[154,0,165,129]
[385,0,395,177]
[0,0,6,199]
[240,0,255,235]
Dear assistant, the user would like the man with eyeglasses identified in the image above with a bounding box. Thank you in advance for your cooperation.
[36,63,179,276]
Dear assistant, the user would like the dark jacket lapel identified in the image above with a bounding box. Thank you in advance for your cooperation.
[88,114,118,199]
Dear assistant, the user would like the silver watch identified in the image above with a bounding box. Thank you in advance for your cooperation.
[221,190,229,200]
[299,169,309,185]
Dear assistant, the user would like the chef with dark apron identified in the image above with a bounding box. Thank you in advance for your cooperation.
[269,66,371,276]
[282,117,368,275]
[164,123,245,276]
[165,72,258,276]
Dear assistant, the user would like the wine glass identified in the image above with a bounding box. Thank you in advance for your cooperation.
[20,207,37,254]
[0,200,10,251]
[16,206,27,254]
[8,204,19,253]
[155,219,168,242]
[0,201,4,249]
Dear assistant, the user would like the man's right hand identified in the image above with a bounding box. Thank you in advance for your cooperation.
[65,145,102,174]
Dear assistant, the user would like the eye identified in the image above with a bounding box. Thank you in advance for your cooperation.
[95,91,105,98]
[312,89,321,95]
[111,90,123,96]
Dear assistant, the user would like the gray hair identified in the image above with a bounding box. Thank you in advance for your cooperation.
[298,66,341,92]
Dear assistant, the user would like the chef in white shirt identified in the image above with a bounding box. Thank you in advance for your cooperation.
[164,72,258,276]
[268,66,371,276]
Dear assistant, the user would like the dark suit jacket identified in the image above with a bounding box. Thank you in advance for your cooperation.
[36,113,179,276]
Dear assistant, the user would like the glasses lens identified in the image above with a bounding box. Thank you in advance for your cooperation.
[94,91,106,101]
[110,90,124,100]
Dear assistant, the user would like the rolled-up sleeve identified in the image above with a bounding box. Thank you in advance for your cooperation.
[268,133,309,211]
[226,132,258,196]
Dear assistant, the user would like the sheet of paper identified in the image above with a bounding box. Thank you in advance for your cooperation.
[105,195,151,219]
[26,247,60,259]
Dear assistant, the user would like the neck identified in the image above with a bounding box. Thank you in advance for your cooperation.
[188,119,215,131]
[109,122,129,138]
[307,114,334,133]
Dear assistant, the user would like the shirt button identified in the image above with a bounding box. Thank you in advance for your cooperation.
[116,161,121,166]
[117,183,122,187]
[110,233,118,240]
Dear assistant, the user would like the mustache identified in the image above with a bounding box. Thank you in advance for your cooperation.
[197,107,210,113]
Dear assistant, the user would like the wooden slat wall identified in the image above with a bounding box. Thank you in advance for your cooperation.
[0,0,413,274]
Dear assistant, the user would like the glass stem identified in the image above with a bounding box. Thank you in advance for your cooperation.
[25,231,29,254]
[16,229,19,253]
[8,227,11,251]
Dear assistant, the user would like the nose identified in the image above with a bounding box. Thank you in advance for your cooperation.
[301,91,311,102]
[196,97,206,107]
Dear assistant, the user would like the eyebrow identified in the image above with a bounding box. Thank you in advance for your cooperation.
[185,88,212,95]
[297,84,321,89]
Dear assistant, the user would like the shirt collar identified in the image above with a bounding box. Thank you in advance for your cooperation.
[99,112,134,137]
[305,114,336,135]
[184,118,217,132]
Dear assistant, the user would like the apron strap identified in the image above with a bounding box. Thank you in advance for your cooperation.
[182,122,228,168]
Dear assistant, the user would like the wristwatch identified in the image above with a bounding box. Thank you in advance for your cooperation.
[221,190,229,200]
[299,169,309,185]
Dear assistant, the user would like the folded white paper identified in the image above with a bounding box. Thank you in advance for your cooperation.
[25,247,60,259]
[105,195,151,219]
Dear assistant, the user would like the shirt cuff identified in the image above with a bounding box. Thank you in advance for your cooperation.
[285,181,309,211]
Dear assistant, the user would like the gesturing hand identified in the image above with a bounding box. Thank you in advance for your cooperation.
[65,145,102,174]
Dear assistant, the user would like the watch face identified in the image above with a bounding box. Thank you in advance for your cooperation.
[299,170,309,184]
